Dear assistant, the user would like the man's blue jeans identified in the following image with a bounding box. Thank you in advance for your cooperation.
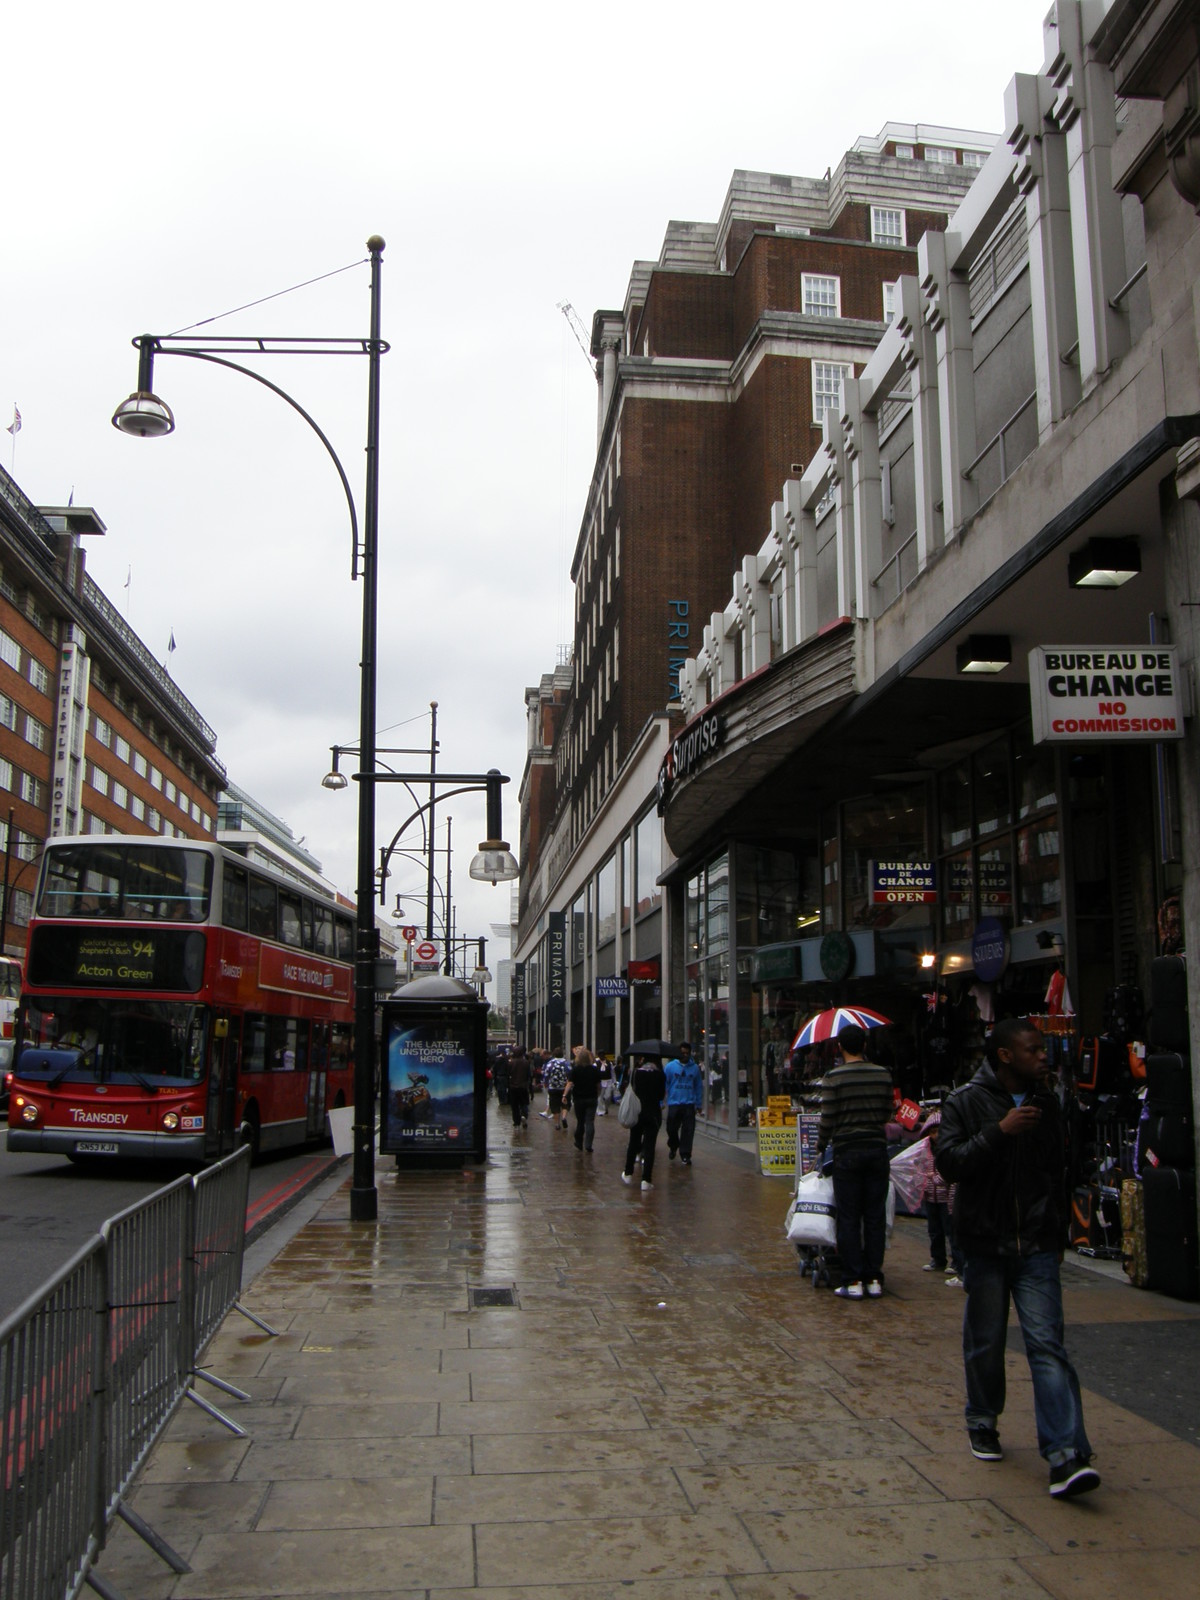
[832,1143,890,1284]
[962,1250,1092,1464]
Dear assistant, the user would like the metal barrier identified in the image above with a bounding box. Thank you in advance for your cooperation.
[0,1241,105,1600]
[0,1146,274,1600]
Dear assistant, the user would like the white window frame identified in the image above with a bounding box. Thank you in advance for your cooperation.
[924,145,957,164]
[27,658,49,694]
[870,206,905,247]
[882,281,898,324]
[894,143,914,160]
[961,149,987,169]
[0,630,20,671]
[812,361,851,425]
[802,273,841,318]
[92,766,109,797]
[115,735,131,763]
[95,718,112,749]
[112,782,128,809]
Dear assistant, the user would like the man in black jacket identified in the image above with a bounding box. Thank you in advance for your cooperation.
[937,1017,1099,1499]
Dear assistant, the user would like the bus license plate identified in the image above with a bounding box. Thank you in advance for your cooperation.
[74,1140,119,1156]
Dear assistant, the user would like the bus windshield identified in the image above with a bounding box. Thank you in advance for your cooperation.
[15,996,208,1086]
[38,843,213,922]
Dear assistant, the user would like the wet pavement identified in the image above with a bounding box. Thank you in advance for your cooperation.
[96,1098,1200,1598]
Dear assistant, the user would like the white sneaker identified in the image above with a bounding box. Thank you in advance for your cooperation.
[834,1282,864,1300]
[641,1180,653,1191]
[620,1172,632,1185]
[865,1280,883,1298]
[945,1275,963,1288]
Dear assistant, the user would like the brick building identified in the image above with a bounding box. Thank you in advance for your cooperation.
[0,465,225,954]
[517,125,993,1055]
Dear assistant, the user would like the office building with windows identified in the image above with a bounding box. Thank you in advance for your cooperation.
[0,467,225,954]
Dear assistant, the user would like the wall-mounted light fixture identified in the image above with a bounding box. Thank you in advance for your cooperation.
[956,634,1012,674]
[1067,537,1141,589]
[919,952,936,970]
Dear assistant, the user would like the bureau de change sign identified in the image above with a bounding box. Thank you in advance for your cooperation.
[1029,646,1185,744]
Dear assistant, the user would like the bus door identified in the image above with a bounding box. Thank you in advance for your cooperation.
[205,1016,239,1159]
[307,1021,329,1139]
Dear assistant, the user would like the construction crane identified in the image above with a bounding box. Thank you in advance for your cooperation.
[557,301,594,368]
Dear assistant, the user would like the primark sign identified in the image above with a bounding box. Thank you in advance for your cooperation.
[1029,646,1185,744]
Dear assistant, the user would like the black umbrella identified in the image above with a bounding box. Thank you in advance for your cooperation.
[621,1038,676,1058]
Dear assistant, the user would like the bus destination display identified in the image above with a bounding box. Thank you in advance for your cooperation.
[29,926,207,992]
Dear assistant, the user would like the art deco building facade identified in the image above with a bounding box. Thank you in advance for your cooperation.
[518,125,992,1058]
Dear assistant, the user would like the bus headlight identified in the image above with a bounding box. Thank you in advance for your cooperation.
[161,1111,181,1131]
[20,1100,40,1125]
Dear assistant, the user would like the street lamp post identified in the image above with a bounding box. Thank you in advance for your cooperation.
[113,237,388,1222]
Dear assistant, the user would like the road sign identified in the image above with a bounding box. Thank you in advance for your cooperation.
[413,939,441,968]
[400,925,418,943]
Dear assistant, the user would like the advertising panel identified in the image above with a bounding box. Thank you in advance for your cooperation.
[595,975,628,998]
[1029,646,1184,743]
[380,1005,482,1155]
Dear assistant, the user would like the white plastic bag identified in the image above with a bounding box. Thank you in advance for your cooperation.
[617,1084,641,1128]
[785,1169,837,1248]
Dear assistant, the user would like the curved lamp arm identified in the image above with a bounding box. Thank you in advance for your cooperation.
[151,347,361,579]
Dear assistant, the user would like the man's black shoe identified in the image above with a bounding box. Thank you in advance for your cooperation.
[1049,1455,1100,1498]
[968,1426,1003,1461]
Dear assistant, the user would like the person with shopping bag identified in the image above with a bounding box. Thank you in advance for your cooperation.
[816,1024,894,1300]
[620,1055,666,1192]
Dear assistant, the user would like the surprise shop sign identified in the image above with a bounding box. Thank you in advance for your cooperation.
[1029,646,1185,744]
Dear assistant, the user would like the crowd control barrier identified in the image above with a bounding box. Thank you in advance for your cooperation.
[0,1145,274,1600]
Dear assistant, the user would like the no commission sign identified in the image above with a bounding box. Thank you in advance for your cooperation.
[1029,645,1186,744]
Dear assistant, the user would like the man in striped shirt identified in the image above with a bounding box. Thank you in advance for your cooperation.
[817,1025,894,1300]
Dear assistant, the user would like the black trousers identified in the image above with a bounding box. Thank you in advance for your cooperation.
[625,1116,662,1182]
[509,1087,529,1125]
[666,1104,697,1159]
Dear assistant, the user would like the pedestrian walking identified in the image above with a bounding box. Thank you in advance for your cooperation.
[507,1046,531,1129]
[918,1111,964,1285]
[542,1054,570,1127]
[816,1023,893,1301]
[936,1017,1099,1498]
[664,1041,704,1164]
[565,1046,602,1151]
[621,1055,666,1191]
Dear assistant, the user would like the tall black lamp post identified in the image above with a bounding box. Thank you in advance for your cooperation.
[113,237,388,1223]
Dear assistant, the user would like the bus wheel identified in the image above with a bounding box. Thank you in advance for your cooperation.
[238,1111,260,1162]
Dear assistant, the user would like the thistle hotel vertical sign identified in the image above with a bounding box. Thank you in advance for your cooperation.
[546,912,566,1025]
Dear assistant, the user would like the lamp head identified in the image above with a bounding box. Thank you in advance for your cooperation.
[111,392,175,438]
[322,747,349,790]
[469,844,519,886]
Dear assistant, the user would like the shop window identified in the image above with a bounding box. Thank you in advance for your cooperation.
[972,739,1010,837]
[621,835,631,932]
[571,892,586,964]
[1014,724,1056,817]
[942,849,974,940]
[822,826,839,928]
[706,854,730,954]
[687,871,704,961]
[841,789,928,929]
[938,761,972,849]
[596,855,616,944]
[1017,818,1061,923]
[978,840,1014,924]
[635,809,661,917]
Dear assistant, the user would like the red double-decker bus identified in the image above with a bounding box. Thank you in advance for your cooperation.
[6,836,356,1164]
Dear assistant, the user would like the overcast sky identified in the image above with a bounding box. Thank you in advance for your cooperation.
[2,1,1054,986]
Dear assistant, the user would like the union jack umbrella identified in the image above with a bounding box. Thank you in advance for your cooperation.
[791,1005,891,1052]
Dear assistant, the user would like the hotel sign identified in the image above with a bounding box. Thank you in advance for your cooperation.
[1029,646,1184,744]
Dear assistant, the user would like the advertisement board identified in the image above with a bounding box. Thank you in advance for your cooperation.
[546,911,566,1024]
[870,861,937,904]
[1029,645,1184,743]
[380,1002,485,1157]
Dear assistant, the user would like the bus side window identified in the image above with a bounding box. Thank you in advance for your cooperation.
[223,863,248,930]
[248,878,276,939]
[243,1014,267,1074]
[300,899,314,952]
[335,917,354,963]
[331,1021,353,1074]
[313,907,334,957]
[279,892,303,949]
